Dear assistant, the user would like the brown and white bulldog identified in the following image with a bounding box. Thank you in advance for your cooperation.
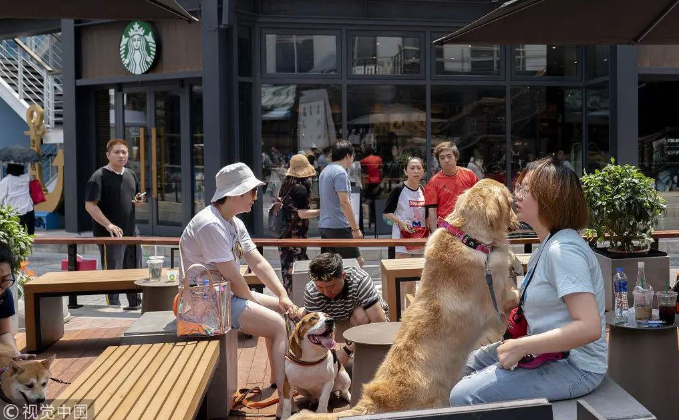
[281,312,351,420]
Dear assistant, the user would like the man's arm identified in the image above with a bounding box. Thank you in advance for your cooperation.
[365,302,387,323]
[337,191,363,239]
[85,201,122,237]
[426,206,438,232]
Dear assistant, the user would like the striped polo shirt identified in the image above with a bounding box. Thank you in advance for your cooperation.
[304,266,389,321]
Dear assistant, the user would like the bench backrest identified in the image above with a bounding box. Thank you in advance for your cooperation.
[344,398,552,420]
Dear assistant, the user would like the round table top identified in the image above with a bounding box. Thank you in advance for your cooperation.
[605,311,679,330]
[343,322,401,345]
[134,278,180,288]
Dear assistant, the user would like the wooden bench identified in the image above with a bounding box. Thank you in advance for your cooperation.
[121,310,239,418]
[380,254,530,320]
[51,341,219,420]
[24,268,171,352]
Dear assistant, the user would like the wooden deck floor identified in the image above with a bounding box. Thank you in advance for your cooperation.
[15,323,347,420]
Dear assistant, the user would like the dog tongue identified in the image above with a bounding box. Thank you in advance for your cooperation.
[319,335,336,350]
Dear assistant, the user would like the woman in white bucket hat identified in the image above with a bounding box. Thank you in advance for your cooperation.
[180,163,296,410]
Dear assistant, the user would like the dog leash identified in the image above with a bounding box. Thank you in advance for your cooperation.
[484,256,505,338]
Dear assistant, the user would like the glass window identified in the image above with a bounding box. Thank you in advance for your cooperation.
[638,81,679,229]
[261,84,342,237]
[431,86,506,183]
[191,85,205,215]
[265,34,337,74]
[124,92,149,225]
[514,45,579,77]
[351,36,420,75]
[511,87,583,185]
[586,46,609,79]
[586,83,610,172]
[347,85,426,233]
[238,26,252,77]
[95,89,115,168]
[434,42,501,76]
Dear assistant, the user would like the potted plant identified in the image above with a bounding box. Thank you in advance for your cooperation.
[0,205,34,333]
[581,159,668,311]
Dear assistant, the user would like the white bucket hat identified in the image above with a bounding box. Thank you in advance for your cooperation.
[211,163,265,203]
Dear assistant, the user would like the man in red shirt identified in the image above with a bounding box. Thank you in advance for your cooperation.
[425,141,478,232]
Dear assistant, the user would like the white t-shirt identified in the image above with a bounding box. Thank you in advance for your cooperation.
[522,229,608,374]
[0,174,33,215]
[383,182,426,255]
[179,206,256,280]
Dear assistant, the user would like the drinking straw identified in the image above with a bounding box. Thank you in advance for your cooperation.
[141,245,151,260]
[667,276,670,292]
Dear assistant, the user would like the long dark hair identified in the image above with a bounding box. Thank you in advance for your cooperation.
[279,175,312,199]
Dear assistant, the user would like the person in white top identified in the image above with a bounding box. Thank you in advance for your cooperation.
[382,157,426,257]
[0,163,34,234]
[180,163,295,418]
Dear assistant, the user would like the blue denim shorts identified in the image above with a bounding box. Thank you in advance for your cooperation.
[230,293,249,330]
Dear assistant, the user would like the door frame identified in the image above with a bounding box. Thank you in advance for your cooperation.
[119,82,193,237]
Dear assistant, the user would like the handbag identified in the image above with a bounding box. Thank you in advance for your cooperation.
[176,239,231,337]
[399,226,429,251]
[268,187,293,237]
[29,178,46,205]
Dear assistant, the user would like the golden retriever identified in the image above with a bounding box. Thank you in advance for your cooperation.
[290,178,520,419]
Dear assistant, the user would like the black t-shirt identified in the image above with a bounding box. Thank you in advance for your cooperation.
[85,167,140,237]
[0,288,15,319]
[285,184,310,211]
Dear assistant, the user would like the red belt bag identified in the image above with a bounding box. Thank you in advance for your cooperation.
[503,231,569,369]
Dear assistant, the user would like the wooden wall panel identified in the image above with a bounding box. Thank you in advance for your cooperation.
[639,45,679,68]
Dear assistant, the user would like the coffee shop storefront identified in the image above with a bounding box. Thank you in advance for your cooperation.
[61,0,645,237]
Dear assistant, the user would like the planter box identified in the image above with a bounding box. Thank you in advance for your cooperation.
[595,248,669,312]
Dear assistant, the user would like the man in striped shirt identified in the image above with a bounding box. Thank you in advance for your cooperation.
[299,253,389,365]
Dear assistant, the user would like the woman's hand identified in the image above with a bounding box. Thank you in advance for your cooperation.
[278,296,296,317]
[13,353,36,361]
[398,220,413,233]
[497,339,527,370]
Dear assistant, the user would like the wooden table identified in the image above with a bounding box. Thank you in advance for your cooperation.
[380,254,530,321]
[52,341,219,420]
[24,268,168,352]
[606,312,678,420]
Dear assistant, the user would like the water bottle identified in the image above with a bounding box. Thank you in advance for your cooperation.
[613,267,628,324]
[202,279,210,300]
[634,261,653,326]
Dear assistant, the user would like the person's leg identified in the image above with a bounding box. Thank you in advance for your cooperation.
[122,244,142,309]
[102,244,126,305]
[279,247,294,296]
[450,355,605,406]
[238,301,288,417]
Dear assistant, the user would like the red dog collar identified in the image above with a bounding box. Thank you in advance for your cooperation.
[438,218,494,254]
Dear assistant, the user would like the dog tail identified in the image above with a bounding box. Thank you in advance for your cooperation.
[289,399,378,420]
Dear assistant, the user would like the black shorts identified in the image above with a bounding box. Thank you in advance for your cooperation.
[319,227,361,259]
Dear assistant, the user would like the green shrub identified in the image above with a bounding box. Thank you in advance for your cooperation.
[581,159,667,252]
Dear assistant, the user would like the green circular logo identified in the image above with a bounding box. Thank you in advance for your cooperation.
[119,21,158,75]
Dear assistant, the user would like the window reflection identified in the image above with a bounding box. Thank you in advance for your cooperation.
[587,84,610,172]
[351,36,420,75]
[261,84,342,236]
[514,45,579,77]
[431,86,506,183]
[191,85,204,215]
[347,85,426,233]
[434,43,501,76]
[265,34,337,74]
[511,87,583,185]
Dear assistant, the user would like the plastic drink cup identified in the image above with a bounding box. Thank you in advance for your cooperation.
[147,259,163,282]
[633,289,654,325]
[656,291,677,325]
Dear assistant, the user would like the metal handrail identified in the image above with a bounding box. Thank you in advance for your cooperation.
[13,38,54,74]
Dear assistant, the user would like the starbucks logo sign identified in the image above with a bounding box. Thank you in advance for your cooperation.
[119,21,157,75]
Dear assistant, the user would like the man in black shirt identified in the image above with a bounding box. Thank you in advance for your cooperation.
[85,139,143,309]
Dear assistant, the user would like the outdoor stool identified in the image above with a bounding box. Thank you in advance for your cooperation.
[121,311,238,418]
[343,321,401,406]
[134,278,179,313]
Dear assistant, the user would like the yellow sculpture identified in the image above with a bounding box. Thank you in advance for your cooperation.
[23,104,64,212]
